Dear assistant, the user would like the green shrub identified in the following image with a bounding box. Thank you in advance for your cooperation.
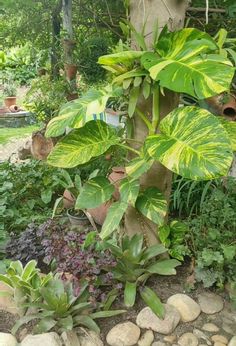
[189,177,236,288]
[78,37,109,84]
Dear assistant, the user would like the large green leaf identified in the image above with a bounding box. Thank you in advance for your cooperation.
[75,177,115,209]
[119,177,139,206]
[47,120,120,168]
[144,106,233,180]
[147,259,181,275]
[219,118,236,151]
[126,156,154,179]
[141,28,234,99]
[135,187,167,225]
[98,51,145,66]
[100,201,128,239]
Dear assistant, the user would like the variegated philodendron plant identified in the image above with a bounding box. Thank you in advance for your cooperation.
[45,27,236,239]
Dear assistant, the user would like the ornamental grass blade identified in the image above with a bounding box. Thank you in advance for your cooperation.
[90,310,126,319]
[140,286,165,319]
[144,106,233,180]
[124,281,137,307]
[100,201,128,239]
[147,259,181,275]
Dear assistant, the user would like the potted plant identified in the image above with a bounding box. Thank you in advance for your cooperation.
[3,82,17,108]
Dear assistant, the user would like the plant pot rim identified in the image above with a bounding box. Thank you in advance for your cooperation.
[67,209,87,220]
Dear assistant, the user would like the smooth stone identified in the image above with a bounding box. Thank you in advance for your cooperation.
[213,343,227,346]
[136,305,180,335]
[198,293,224,314]
[222,322,235,335]
[193,329,210,343]
[138,331,154,346]
[0,282,19,315]
[0,333,17,346]
[151,342,166,346]
[61,331,81,346]
[21,333,62,346]
[79,330,103,346]
[163,335,177,343]
[229,336,236,346]
[167,294,201,322]
[178,333,199,346]
[211,335,228,344]
[202,323,219,333]
[106,322,140,346]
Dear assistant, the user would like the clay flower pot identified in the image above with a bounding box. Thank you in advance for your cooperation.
[108,166,126,201]
[200,93,236,120]
[63,189,75,209]
[9,105,20,113]
[64,64,77,80]
[87,200,113,226]
[4,97,17,108]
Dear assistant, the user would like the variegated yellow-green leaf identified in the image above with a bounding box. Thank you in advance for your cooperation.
[126,156,154,179]
[135,187,167,225]
[98,51,145,66]
[119,178,140,206]
[75,177,115,209]
[219,118,236,151]
[144,106,233,180]
[46,86,122,138]
[47,120,120,168]
[113,69,147,85]
[100,201,128,239]
[141,28,234,99]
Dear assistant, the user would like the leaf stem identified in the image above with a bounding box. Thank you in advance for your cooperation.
[118,143,140,155]
[152,84,160,134]
[136,107,154,134]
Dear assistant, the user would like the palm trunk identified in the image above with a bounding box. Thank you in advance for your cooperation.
[124,0,190,245]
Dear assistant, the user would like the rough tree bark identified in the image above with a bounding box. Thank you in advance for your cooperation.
[124,0,190,245]
[62,0,75,65]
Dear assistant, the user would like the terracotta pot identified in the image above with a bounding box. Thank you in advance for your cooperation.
[4,97,17,108]
[108,166,126,201]
[63,189,75,209]
[87,200,113,226]
[200,93,236,120]
[9,105,20,113]
[64,64,77,80]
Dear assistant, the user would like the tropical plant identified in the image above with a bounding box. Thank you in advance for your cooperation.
[3,81,17,97]
[44,27,236,241]
[12,277,125,335]
[103,234,180,317]
[0,260,53,316]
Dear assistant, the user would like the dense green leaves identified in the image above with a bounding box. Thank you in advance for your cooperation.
[75,177,114,209]
[47,121,120,168]
[145,106,233,180]
[220,118,236,151]
[119,177,139,205]
[126,156,154,179]
[135,187,167,225]
[141,28,234,99]
[98,51,145,66]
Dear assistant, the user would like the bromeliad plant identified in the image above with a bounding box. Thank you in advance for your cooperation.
[45,27,236,240]
[103,234,180,317]
[12,277,125,335]
[0,260,53,316]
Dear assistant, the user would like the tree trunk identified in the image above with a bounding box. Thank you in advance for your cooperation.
[124,0,190,245]
[62,0,75,65]
[51,0,62,80]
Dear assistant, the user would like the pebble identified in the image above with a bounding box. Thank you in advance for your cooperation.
[136,305,180,335]
[229,336,236,346]
[61,331,80,346]
[167,294,201,322]
[0,333,17,346]
[163,335,177,343]
[211,335,228,344]
[193,329,210,344]
[21,333,62,346]
[79,330,104,346]
[138,331,154,346]
[106,322,140,346]
[213,343,227,346]
[178,332,199,346]
[202,323,219,333]
[198,293,224,314]
[152,342,166,346]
